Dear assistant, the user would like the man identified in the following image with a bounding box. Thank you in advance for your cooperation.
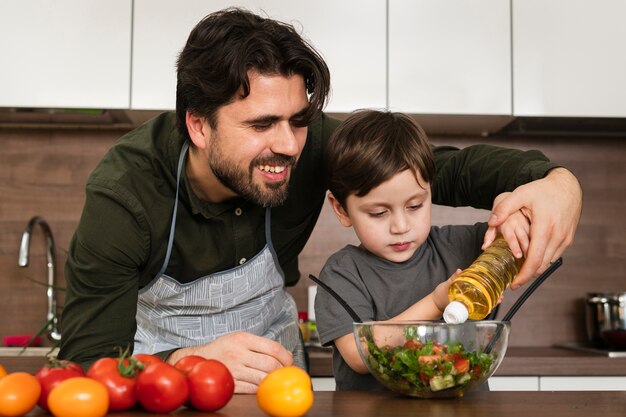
[59,8,582,393]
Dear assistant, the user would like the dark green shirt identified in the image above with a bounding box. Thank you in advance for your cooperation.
[59,111,558,366]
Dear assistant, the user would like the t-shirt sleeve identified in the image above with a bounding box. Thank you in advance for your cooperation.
[314,250,376,347]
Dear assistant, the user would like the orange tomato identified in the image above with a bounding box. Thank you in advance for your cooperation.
[256,366,313,417]
[47,377,109,417]
[0,372,41,417]
[0,364,7,380]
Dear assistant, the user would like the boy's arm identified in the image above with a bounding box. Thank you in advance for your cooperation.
[335,333,370,374]
[334,274,456,374]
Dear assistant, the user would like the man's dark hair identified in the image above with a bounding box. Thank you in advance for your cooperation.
[176,7,331,139]
[325,109,436,209]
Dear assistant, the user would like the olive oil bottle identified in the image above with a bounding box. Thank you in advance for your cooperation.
[443,236,524,323]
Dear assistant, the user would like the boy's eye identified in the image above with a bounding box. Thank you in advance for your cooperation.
[369,210,387,218]
[408,204,423,211]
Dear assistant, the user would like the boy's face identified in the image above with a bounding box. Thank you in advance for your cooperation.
[329,169,432,263]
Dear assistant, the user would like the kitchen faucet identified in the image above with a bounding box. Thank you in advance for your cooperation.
[18,216,62,342]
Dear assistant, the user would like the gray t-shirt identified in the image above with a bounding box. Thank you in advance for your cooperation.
[314,223,488,391]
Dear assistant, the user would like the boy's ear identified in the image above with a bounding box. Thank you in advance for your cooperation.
[186,111,210,149]
[327,193,353,228]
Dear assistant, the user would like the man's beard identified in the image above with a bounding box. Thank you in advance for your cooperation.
[208,137,296,207]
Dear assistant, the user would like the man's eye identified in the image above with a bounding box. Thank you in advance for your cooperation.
[252,123,271,131]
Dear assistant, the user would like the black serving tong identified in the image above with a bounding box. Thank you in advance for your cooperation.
[308,274,363,323]
[484,257,563,353]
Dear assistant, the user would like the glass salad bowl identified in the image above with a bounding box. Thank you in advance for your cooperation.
[354,320,510,398]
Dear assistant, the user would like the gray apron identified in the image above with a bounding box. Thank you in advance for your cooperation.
[134,141,304,368]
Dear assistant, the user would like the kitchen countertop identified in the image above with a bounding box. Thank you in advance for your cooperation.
[25,391,626,417]
[3,346,625,377]
[308,346,626,377]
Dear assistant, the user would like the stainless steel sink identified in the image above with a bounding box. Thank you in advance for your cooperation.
[0,347,58,357]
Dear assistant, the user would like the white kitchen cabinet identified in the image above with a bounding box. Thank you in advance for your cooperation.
[388,0,511,115]
[132,0,386,112]
[540,376,626,391]
[0,0,131,109]
[312,377,336,392]
[513,0,626,117]
[489,376,540,391]
[490,376,626,391]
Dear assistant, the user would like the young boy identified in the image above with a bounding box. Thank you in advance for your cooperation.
[314,110,509,391]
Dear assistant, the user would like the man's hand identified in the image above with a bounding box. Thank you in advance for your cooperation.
[484,168,582,289]
[167,332,293,393]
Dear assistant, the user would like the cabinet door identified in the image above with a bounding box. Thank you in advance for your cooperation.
[132,0,386,112]
[513,0,626,117]
[489,376,539,391]
[389,0,511,115]
[0,0,131,109]
[540,376,626,391]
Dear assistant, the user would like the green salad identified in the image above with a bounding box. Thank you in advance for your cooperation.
[362,326,497,395]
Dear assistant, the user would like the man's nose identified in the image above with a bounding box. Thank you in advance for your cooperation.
[271,122,300,156]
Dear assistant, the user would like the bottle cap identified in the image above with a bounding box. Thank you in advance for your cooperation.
[443,301,469,324]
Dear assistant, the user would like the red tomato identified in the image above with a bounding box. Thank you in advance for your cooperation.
[453,358,470,374]
[187,359,234,412]
[35,359,85,411]
[417,355,440,364]
[136,362,189,413]
[87,357,140,411]
[132,354,163,368]
[173,355,206,375]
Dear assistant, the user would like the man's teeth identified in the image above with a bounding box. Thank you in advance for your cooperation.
[259,165,286,173]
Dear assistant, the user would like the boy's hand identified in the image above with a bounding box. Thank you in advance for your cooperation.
[434,269,462,313]
[483,192,531,261]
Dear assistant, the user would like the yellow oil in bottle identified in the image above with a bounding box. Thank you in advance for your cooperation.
[444,236,524,322]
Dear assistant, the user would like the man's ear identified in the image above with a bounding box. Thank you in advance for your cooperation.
[327,192,352,228]
[185,112,210,149]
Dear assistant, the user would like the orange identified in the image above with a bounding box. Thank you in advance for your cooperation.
[0,372,41,417]
[48,377,109,417]
[256,366,313,417]
[0,364,7,380]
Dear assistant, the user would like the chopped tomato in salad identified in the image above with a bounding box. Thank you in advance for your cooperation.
[363,328,496,394]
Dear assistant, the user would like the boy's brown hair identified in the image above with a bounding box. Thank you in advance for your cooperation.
[325,109,435,208]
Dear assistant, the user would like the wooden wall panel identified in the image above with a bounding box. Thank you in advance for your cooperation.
[1,125,625,349]
[0,128,120,347]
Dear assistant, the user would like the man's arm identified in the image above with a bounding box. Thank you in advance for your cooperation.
[58,186,146,370]
[430,143,582,288]
[431,143,560,208]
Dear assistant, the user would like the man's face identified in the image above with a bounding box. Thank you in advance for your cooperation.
[190,71,309,206]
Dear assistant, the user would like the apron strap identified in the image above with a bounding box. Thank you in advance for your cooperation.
[156,141,190,278]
